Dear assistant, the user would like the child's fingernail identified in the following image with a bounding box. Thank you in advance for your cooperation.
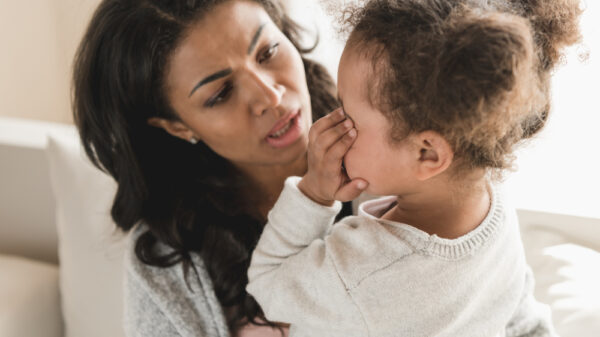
[357,181,367,189]
[344,120,353,128]
[348,129,357,138]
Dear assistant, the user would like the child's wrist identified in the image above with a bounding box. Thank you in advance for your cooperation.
[297,177,335,207]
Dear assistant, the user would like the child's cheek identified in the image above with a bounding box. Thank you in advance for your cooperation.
[343,148,358,179]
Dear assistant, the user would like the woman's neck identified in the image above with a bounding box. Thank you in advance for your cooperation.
[381,175,491,239]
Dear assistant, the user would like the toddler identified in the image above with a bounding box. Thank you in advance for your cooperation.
[247,0,581,336]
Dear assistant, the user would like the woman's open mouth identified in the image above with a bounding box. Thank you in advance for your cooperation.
[265,110,302,148]
[269,118,294,138]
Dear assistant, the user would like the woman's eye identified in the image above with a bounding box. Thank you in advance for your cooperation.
[205,82,233,108]
[258,43,279,64]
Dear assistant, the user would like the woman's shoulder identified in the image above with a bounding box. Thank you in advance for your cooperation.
[123,223,170,280]
[123,223,208,293]
[123,223,231,337]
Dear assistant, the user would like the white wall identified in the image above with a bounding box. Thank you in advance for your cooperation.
[505,0,600,219]
[0,0,99,124]
[286,0,346,80]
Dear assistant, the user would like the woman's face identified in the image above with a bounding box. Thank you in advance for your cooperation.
[163,0,312,170]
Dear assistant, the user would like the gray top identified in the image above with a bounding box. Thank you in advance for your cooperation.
[123,224,230,337]
[123,222,558,337]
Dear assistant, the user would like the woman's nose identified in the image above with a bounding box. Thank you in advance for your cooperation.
[246,70,285,116]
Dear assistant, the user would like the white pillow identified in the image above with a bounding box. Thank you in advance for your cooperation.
[520,216,600,337]
[0,254,62,337]
[45,131,126,337]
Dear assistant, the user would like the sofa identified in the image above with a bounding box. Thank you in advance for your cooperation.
[0,117,125,337]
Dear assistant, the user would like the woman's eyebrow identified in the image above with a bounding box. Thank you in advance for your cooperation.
[247,23,266,55]
[188,23,267,98]
[188,68,233,97]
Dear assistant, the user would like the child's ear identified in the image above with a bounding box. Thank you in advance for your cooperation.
[413,130,454,181]
[147,117,197,143]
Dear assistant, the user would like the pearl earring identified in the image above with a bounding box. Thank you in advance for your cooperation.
[189,137,198,144]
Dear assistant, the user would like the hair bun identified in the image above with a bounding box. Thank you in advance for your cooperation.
[437,10,535,122]
[511,0,583,70]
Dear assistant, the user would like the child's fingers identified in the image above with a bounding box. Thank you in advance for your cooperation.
[324,128,356,169]
[334,178,368,202]
[314,119,354,155]
[308,108,346,144]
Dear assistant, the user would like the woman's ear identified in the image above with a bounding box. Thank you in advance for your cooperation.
[147,117,197,143]
[413,130,454,181]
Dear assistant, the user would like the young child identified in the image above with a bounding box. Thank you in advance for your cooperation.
[247,0,581,336]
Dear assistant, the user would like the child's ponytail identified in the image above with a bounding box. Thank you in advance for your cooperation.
[432,10,539,169]
[510,0,583,71]
[510,0,583,140]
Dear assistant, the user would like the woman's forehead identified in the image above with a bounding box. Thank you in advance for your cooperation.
[190,1,273,44]
[166,1,277,90]
[175,1,275,65]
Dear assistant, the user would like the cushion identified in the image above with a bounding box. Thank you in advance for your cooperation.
[520,212,600,337]
[0,254,62,337]
[45,131,126,337]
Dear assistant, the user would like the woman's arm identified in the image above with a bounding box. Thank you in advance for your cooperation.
[124,227,231,337]
[124,271,181,337]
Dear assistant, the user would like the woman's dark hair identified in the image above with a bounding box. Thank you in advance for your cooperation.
[342,0,581,172]
[72,0,339,333]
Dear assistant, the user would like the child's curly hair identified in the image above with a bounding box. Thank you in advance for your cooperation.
[343,0,582,172]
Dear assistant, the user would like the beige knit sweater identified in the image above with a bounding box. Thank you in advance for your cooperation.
[247,176,557,337]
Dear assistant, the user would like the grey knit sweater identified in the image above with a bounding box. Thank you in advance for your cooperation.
[123,216,558,337]
[123,225,231,337]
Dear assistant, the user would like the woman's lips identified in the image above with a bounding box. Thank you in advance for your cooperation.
[265,110,302,148]
[267,110,298,136]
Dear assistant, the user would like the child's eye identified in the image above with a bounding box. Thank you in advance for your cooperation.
[205,82,233,108]
[258,42,279,64]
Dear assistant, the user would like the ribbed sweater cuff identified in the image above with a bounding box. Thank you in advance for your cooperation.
[268,176,342,243]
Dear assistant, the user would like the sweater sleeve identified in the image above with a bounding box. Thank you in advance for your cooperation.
[247,176,367,333]
[506,268,559,337]
[123,269,181,337]
[123,226,231,337]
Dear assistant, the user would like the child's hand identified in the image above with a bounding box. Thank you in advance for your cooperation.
[298,108,368,206]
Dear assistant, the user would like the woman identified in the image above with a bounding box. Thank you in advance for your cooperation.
[73,0,345,336]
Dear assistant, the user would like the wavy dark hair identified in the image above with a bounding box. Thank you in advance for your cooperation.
[72,0,340,333]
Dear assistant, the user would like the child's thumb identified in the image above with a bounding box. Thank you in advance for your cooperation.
[335,178,369,202]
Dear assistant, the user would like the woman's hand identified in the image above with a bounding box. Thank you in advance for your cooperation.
[298,108,368,206]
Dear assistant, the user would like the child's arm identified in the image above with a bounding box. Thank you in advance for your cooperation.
[247,176,367,332]
[506,268,559,337]
[247,109,368,332]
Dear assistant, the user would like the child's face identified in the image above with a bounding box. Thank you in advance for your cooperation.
[337,47,419,196]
